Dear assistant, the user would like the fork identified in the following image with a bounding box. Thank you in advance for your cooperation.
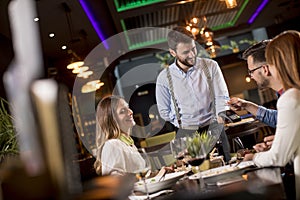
[234,137,245,149]
[155,168,167,182]
[234,158,243,167]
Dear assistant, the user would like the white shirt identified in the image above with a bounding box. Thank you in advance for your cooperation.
[156,57,230,128]
[253,88,300,199]
[101,139,146,175]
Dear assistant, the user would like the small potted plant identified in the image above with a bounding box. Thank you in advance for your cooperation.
[221,40,240,53]
[0,97,18,163]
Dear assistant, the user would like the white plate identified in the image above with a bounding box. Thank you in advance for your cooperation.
[189,161,254,180]
[134,171,186,194]
[128,189,173,200]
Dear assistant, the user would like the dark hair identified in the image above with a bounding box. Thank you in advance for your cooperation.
[242,39,271,63]
[167,26,195,51]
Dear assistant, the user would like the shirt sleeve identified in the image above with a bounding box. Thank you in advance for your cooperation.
[101,140,146,175]
[208,59,230,115]
[253,89,300,167]
[101,140,127,175]
[256,106,277,128]
[156,69,175,124]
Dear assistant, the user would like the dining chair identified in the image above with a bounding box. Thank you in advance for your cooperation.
[140,131,176,170]
[140,131,176,148]
[226,121,275,152]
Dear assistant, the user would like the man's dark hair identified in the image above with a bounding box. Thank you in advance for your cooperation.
[167,26,194,51]
[242,39,271,63]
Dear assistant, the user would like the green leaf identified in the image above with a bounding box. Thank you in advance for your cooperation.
[0,97,19,160]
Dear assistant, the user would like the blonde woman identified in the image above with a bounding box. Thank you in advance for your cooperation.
[244,30,300,199]
[94,95,146,175]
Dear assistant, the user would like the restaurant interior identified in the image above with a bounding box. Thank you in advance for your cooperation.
[0,0,300,199]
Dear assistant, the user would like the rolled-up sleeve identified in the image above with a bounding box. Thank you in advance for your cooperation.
[156,70,174,123]
[256,106,277,128]
[210,60,230,115]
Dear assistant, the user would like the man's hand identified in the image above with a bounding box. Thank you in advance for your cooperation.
[227,97,247,111]
[227,97,259,117]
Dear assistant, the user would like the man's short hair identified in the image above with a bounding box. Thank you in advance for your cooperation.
[167,26,195,51]
[242,39,272,63]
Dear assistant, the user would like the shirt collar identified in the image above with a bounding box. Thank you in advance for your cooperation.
[173,59,195,75]
[277,88,284,97]
[119,134,134,146]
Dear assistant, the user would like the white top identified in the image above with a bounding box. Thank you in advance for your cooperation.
[101,139,146,176]
[253,88,300,199]
[156,57,229,128]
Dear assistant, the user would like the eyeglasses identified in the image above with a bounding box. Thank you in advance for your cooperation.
[248,65,264,75]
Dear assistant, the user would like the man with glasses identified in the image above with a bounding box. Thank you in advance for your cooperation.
[228,39,283,151]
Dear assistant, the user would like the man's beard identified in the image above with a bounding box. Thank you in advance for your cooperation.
[257,77,270,89]
[177,56,196,68]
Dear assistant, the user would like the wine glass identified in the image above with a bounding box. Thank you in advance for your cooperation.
[133,148,152,199]
[186,135,208,179]
[170,137,190,171]
[170,137,188,160]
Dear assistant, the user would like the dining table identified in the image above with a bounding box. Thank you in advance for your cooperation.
[127,164,287,200]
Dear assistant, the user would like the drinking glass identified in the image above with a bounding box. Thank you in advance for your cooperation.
[134,148,152,199]
[170,137,188,160]
[186,137,207,173]
[170,137,190,170]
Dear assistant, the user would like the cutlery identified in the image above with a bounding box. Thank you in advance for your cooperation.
[155,168,167,182]
[234,137,245,149]
[129,190,174,200]
[234,159,242,167]
[158,171,167,182]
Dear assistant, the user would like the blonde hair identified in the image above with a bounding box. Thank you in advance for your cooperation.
[94,95,123,175]
[266,30,300,90]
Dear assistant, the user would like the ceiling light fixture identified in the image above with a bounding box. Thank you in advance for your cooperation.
[186,17,201,36]
[72,66,89,74]
[224,0,237,9]
[67,61,84,70]
[77,71,93,79]
[186,16,214,44]
[66,49,86,75]
[81,80,104,93]
[186,16,219,57]
[245,75,251,83]
[205,40,221,58]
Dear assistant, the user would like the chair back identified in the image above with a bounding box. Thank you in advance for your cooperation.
[140,131,176,170]
[140,131,176,147]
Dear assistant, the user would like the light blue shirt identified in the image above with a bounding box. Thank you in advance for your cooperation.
[256,106,278,128]
[156,57,230,129]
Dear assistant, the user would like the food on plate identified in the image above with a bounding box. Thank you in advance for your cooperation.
[199,161,255,179]
[202,166,239,177]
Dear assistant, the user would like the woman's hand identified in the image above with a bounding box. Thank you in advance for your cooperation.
[243,153,254,161]
[264,135,274,147]
[253,135,274,152]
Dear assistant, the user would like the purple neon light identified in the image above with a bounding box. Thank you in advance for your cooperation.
[79,0,109,49]
[248,0,269,24]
